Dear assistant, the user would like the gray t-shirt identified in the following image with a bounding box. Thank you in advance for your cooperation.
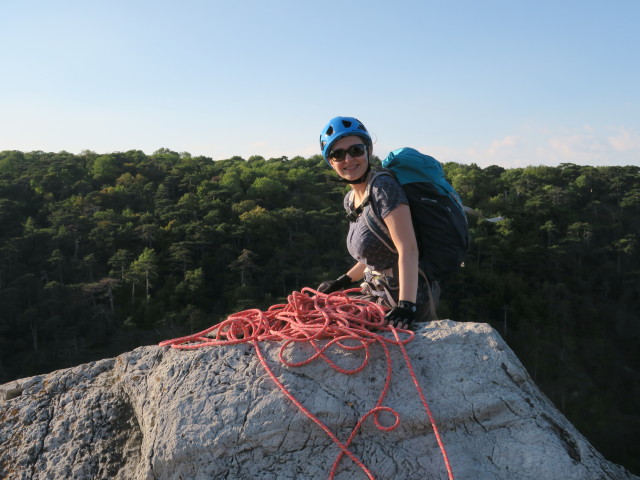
[343,172,430,308]
[343,173,408,271]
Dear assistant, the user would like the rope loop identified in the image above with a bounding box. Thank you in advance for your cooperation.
[160,288,453,480]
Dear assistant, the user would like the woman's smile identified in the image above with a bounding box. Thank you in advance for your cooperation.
[330,136,368,181]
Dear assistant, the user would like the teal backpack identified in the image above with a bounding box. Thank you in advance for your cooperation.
[362,147,500,281]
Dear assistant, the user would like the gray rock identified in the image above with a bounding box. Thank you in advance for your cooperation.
[1,320,637,480]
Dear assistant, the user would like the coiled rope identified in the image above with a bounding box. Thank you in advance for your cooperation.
[159,288,454,480]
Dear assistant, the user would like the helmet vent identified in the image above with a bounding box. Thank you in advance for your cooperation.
[326,126,334,136]
[341,120,352,128]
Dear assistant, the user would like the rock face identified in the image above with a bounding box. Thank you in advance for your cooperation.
[1,320,637,480]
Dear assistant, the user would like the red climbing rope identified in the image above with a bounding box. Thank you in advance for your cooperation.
[159,288,454,480]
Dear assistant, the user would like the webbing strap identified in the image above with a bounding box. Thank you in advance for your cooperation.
[462,205,503,223]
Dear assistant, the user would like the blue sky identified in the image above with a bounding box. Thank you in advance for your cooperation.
[1,0,638,168]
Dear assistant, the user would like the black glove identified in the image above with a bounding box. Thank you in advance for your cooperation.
[385,300,417,329]
[317,274,352,294]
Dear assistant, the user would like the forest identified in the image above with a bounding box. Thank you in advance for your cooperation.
[0,148,638,474]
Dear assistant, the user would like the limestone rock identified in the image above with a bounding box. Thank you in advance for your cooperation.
[1,320,637,480]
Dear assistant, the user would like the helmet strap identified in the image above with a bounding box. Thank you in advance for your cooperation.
[339,164,371,184]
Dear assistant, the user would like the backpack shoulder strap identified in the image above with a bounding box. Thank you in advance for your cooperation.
[346,170,389,222]
[364,208,396,253]
[362,170,391,202]
[363,171,397,254]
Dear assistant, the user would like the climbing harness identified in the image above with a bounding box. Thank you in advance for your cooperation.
[160,288,454,480]
[361,267,399,307]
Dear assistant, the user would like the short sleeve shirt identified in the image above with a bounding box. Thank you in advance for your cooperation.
[344,173,408,271]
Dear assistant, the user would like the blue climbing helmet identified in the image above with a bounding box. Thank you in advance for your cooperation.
[319,116,372,164]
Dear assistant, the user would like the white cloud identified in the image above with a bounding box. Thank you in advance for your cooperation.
[423,135,526,168]
[487,135,519,155]
[544,126,639,165]
[608,128,640,152]
[548,132,606,157]
[420,126,640,168]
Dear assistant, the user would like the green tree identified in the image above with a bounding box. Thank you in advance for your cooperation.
[108,249,133,280]
[540,220,557,248]
[230,249,257,286]
[91,154,121,182]
[128,247,158,300]
[176,268,206,307]
[613,234,637,274]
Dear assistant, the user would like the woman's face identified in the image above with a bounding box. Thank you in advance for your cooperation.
[328,135,370,182]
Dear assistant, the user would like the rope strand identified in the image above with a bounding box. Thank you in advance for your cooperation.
[159,288,454,480]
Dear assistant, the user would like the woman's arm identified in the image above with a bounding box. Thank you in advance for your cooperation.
[382,203,419,303]
[346,261,367,282]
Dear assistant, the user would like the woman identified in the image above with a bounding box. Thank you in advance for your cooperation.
[316,116,437,329]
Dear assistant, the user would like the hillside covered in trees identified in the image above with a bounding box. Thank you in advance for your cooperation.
[0,148,638,473]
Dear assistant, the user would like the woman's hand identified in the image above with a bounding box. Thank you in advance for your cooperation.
[385,300,417,329]
[317,274,352,294]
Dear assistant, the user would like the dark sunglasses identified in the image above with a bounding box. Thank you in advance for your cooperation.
[329,143,367,162]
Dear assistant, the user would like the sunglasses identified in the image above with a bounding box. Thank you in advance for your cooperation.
[329,144,367,162]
